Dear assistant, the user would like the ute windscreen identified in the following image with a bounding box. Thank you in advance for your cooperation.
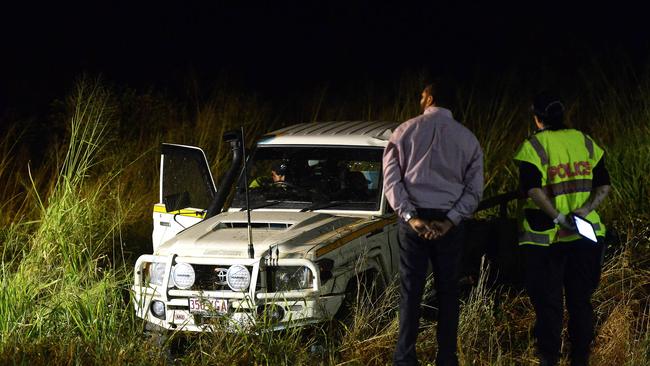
[231,145,384,211]
[161,144,215,211]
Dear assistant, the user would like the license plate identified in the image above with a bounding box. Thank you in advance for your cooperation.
[188,298,229,315]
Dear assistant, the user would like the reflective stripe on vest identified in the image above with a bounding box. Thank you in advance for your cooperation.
[522,223,602,246]
[584,134,594,159]
[519,231,551,245]
[529,135,549,165]
[543,179,593,197]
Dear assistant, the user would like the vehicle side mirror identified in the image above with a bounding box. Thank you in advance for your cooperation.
[164,191,191,212]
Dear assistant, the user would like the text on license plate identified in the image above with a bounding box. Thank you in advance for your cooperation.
[188,298,228,314]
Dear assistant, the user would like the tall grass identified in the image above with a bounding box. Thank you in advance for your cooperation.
[591,223,650,366]
[0,127,24,220]
[0,78,166,365]
[578,64,650,218]
[455,77,530,196]
[0,62,649,365]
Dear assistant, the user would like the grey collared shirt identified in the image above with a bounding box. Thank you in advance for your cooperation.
[383,106,484,225]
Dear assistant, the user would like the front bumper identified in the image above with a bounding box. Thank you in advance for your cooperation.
[132,255,344,331]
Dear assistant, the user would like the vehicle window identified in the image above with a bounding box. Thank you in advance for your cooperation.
[162,147,215,210]
[231,146,384,211]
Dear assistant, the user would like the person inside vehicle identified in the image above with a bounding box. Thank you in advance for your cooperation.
[270,161,290,187]
[249,160,290,189]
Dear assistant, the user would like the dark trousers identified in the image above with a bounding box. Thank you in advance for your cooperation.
[523,238,605,366]
[394,212,464,366]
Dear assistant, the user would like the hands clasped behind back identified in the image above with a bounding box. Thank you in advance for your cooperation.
[408,217,454,240]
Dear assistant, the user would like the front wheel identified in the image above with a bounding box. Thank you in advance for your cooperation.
[144,322,168,347]
[143,322,177,363]
[335,270,385,322]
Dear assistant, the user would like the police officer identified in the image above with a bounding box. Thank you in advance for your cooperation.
[514,92,611,366]
[249,160,289,189]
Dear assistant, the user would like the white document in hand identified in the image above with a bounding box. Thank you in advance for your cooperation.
[573,214,598,243]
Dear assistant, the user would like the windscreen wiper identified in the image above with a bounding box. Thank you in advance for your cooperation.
[240,200,282,211]
[300,200,348,212]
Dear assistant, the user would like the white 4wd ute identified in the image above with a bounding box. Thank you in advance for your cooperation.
[132,121,402,331]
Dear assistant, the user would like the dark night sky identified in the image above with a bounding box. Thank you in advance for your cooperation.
[1,1,648,116]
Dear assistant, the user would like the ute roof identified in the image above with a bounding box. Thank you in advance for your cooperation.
[258,120,399,147]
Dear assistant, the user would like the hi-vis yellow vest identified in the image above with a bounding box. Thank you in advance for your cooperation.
[514,129,606,246]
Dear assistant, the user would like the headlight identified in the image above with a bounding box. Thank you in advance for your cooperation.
[151,300,166,319]
[172,262,196,290]
[227,265,251,291]
[147,262,166,286]
[273,266,312,291]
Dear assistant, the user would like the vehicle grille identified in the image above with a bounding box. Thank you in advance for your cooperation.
[190,264,256,291]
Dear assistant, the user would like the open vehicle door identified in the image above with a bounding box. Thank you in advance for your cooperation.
[152,143,216,251]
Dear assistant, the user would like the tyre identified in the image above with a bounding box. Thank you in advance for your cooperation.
[335,269,385,322]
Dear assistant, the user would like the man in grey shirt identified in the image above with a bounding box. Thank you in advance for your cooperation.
[383,83,484,366]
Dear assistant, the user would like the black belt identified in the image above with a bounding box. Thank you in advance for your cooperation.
[415,208,448,221]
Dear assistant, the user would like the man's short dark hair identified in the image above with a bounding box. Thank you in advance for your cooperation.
[423,83,439,102]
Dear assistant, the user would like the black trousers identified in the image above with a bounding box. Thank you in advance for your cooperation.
[394,211,464,366]
[523,238,605,365]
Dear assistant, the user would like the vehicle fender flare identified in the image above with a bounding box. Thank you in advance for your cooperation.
[341,250,386,294]
[365,247,389,285]
[326,248,388,296]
